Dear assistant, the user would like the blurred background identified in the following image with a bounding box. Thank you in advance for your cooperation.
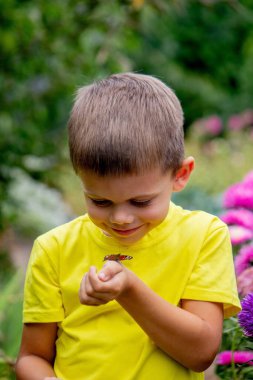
[1,1,253,379]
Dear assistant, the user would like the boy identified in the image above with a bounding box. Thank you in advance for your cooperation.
[16,73,240,380]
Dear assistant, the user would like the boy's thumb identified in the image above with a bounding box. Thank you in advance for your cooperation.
[98,261,122,282]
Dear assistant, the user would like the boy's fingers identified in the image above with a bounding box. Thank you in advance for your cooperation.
[82,294,108,305]
[98,260,123,281]
[89,265,97,277]
[79,273,111,304]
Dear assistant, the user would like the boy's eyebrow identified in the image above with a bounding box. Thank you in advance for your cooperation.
[83,190,158,200]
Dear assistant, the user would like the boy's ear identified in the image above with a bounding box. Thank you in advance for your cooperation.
[172,157,195,192]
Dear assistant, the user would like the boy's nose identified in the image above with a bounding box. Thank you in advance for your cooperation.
[109,206,134,225]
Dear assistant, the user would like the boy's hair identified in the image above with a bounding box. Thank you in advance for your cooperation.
[68,73,184,176]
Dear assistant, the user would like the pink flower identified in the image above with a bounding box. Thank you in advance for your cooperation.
[237,267,253,297]
[204,115,223,135]
[235,245,253,275]
[220,209,253,230]
[223,182,253,209]
[193,115,223,137]
[216,351,253,366]
[228,225,253,245]
[228,114,245,130]
[228,109,253,131]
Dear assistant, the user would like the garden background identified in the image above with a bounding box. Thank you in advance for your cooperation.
[1,1,253,379]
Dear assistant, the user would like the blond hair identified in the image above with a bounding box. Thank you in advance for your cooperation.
[68,73,184,176]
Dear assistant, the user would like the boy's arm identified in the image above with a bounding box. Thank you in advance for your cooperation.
[15,322,60,380]
[80,263,223,372]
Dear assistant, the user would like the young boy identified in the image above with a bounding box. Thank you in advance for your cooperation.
[16,73,240,380]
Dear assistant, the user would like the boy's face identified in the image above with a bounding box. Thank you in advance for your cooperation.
[80,167,178,246]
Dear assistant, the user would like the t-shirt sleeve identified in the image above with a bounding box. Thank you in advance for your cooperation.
[23,238,65,323]
[182,223,241,318]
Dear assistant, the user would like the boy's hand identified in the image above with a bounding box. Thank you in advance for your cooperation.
[79,261,131,306]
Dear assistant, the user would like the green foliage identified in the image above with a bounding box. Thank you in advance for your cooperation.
[1,0,253,232]
[0,272,23,380]
[0,0,138,231]
[0,250,13,287]
[125,1,253,124]
[172,187,222,215]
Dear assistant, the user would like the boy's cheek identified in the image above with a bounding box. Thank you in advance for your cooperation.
[86,206,106,222]
[144,205,170,223]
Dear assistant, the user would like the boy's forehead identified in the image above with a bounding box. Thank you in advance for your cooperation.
[80,169,173,198]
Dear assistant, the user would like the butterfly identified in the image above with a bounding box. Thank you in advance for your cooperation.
[103,254,133,262]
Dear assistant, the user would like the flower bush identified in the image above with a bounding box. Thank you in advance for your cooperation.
[191,115,223,140]
[228,110,253,133]
[8,169,74,237]
[186,109,253,197]
[216,171,253,379]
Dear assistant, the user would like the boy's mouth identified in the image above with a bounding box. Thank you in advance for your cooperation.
[110,225,143,236]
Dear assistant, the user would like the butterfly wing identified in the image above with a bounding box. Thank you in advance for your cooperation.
[103,254,133,261]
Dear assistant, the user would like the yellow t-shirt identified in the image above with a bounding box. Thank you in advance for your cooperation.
[23,202,241,380]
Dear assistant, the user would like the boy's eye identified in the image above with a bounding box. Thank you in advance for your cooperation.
[130,199,151,207]
[89,198,152,207]
[91,199,112,207]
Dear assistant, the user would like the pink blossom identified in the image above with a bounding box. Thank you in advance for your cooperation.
[223,182,253,209]
[235,245,253,275]
[220,209,253,230]
[204,115,223,135]
[228,225,253,245]
[217,351,253,366]
[237,267,253,297]
[228,110,253,131]
[228,114,245,130]
[193,115,223,137]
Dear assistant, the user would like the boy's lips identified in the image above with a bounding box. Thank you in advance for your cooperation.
[110,225,143,236]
